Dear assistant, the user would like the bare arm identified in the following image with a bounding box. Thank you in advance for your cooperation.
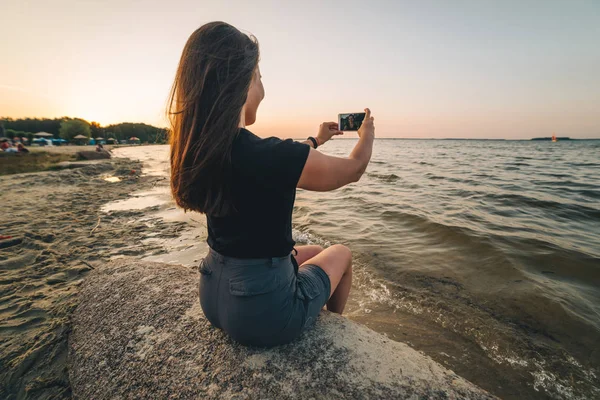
[297,108,375,191]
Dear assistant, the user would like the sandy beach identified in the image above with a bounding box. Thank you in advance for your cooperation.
[0,148,188,398]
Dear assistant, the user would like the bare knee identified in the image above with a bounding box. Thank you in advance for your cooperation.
[330,243,351,256]
[330,244,352,268]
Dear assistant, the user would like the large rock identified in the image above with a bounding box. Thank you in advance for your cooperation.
[68,259,496,399]
[76,150,111,160]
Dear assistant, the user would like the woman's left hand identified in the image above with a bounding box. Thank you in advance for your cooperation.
[316,122,343,145]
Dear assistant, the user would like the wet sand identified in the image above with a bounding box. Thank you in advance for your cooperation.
[0,151,187,398]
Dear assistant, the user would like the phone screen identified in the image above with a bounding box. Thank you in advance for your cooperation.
[338,113,366,131]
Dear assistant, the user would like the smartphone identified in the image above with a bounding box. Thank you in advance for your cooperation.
[338,112,366,131]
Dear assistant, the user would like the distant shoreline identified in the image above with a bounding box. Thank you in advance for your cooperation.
[0,144,138,176]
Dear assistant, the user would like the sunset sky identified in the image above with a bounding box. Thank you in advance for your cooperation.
[1,0,599,138]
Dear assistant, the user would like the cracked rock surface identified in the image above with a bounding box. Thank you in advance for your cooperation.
[68,259,496,399]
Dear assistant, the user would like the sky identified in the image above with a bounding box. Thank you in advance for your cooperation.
[1,0,599,139]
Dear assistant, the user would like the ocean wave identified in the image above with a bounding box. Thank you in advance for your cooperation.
[578,189,600,200]
[538,172,572,179]
[484,192,600,220]
[377,210,491,246]
[445,176,482,186]
[366,172,401,182]
[567,162,600,167]
[531,180,598,189]
[424,172,445,180]
[292,228,331,247]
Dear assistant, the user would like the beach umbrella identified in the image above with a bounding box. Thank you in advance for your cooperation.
[95,137,104,140]
[34,132,53,137]
[73,134,88,139]
[129,136,140,141]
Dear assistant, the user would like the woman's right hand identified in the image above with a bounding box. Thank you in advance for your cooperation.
[297,107,375,191]
[358,108,374,139]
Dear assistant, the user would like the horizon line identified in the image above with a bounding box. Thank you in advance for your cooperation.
[292,137,600,141]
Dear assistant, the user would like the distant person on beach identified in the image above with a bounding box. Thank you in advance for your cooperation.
[17,143,29,153]
[2,141,18,152]
[96,143,104,152]
[169,22,375,348]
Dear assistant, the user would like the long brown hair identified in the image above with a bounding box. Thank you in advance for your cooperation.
[168,21,259,216]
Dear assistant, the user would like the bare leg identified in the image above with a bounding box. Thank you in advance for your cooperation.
[293,245,324,266]
[326,262,352,314]
[299,244,352,315]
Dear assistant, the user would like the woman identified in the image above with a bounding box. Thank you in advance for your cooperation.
[169,22,375,348]
[17,143,29,153]
[343,114,358,130]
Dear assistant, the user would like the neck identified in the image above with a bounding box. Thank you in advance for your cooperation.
[239,106,246,128]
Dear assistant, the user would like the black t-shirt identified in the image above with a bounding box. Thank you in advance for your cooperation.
[206,128,311,258]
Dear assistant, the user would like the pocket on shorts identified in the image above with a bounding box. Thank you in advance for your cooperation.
[198,258,212,275]
[229,273,281,297]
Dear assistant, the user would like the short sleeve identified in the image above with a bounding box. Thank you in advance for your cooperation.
[263,137,310,188]
[236,133,311,190]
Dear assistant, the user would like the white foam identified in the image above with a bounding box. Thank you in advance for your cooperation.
[292,228,331,247]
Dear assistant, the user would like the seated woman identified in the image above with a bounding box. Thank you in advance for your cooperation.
[169,22,375,348]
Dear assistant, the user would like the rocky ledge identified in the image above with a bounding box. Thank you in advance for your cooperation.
[68,259,496,399]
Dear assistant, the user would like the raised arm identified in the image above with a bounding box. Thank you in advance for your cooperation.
[297,108,375,191]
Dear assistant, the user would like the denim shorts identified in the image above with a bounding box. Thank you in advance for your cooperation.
[198,247,332,348]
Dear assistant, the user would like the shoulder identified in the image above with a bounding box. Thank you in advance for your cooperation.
[234,128,298,156]
[234,128,275,149]
[232,128,310,187]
